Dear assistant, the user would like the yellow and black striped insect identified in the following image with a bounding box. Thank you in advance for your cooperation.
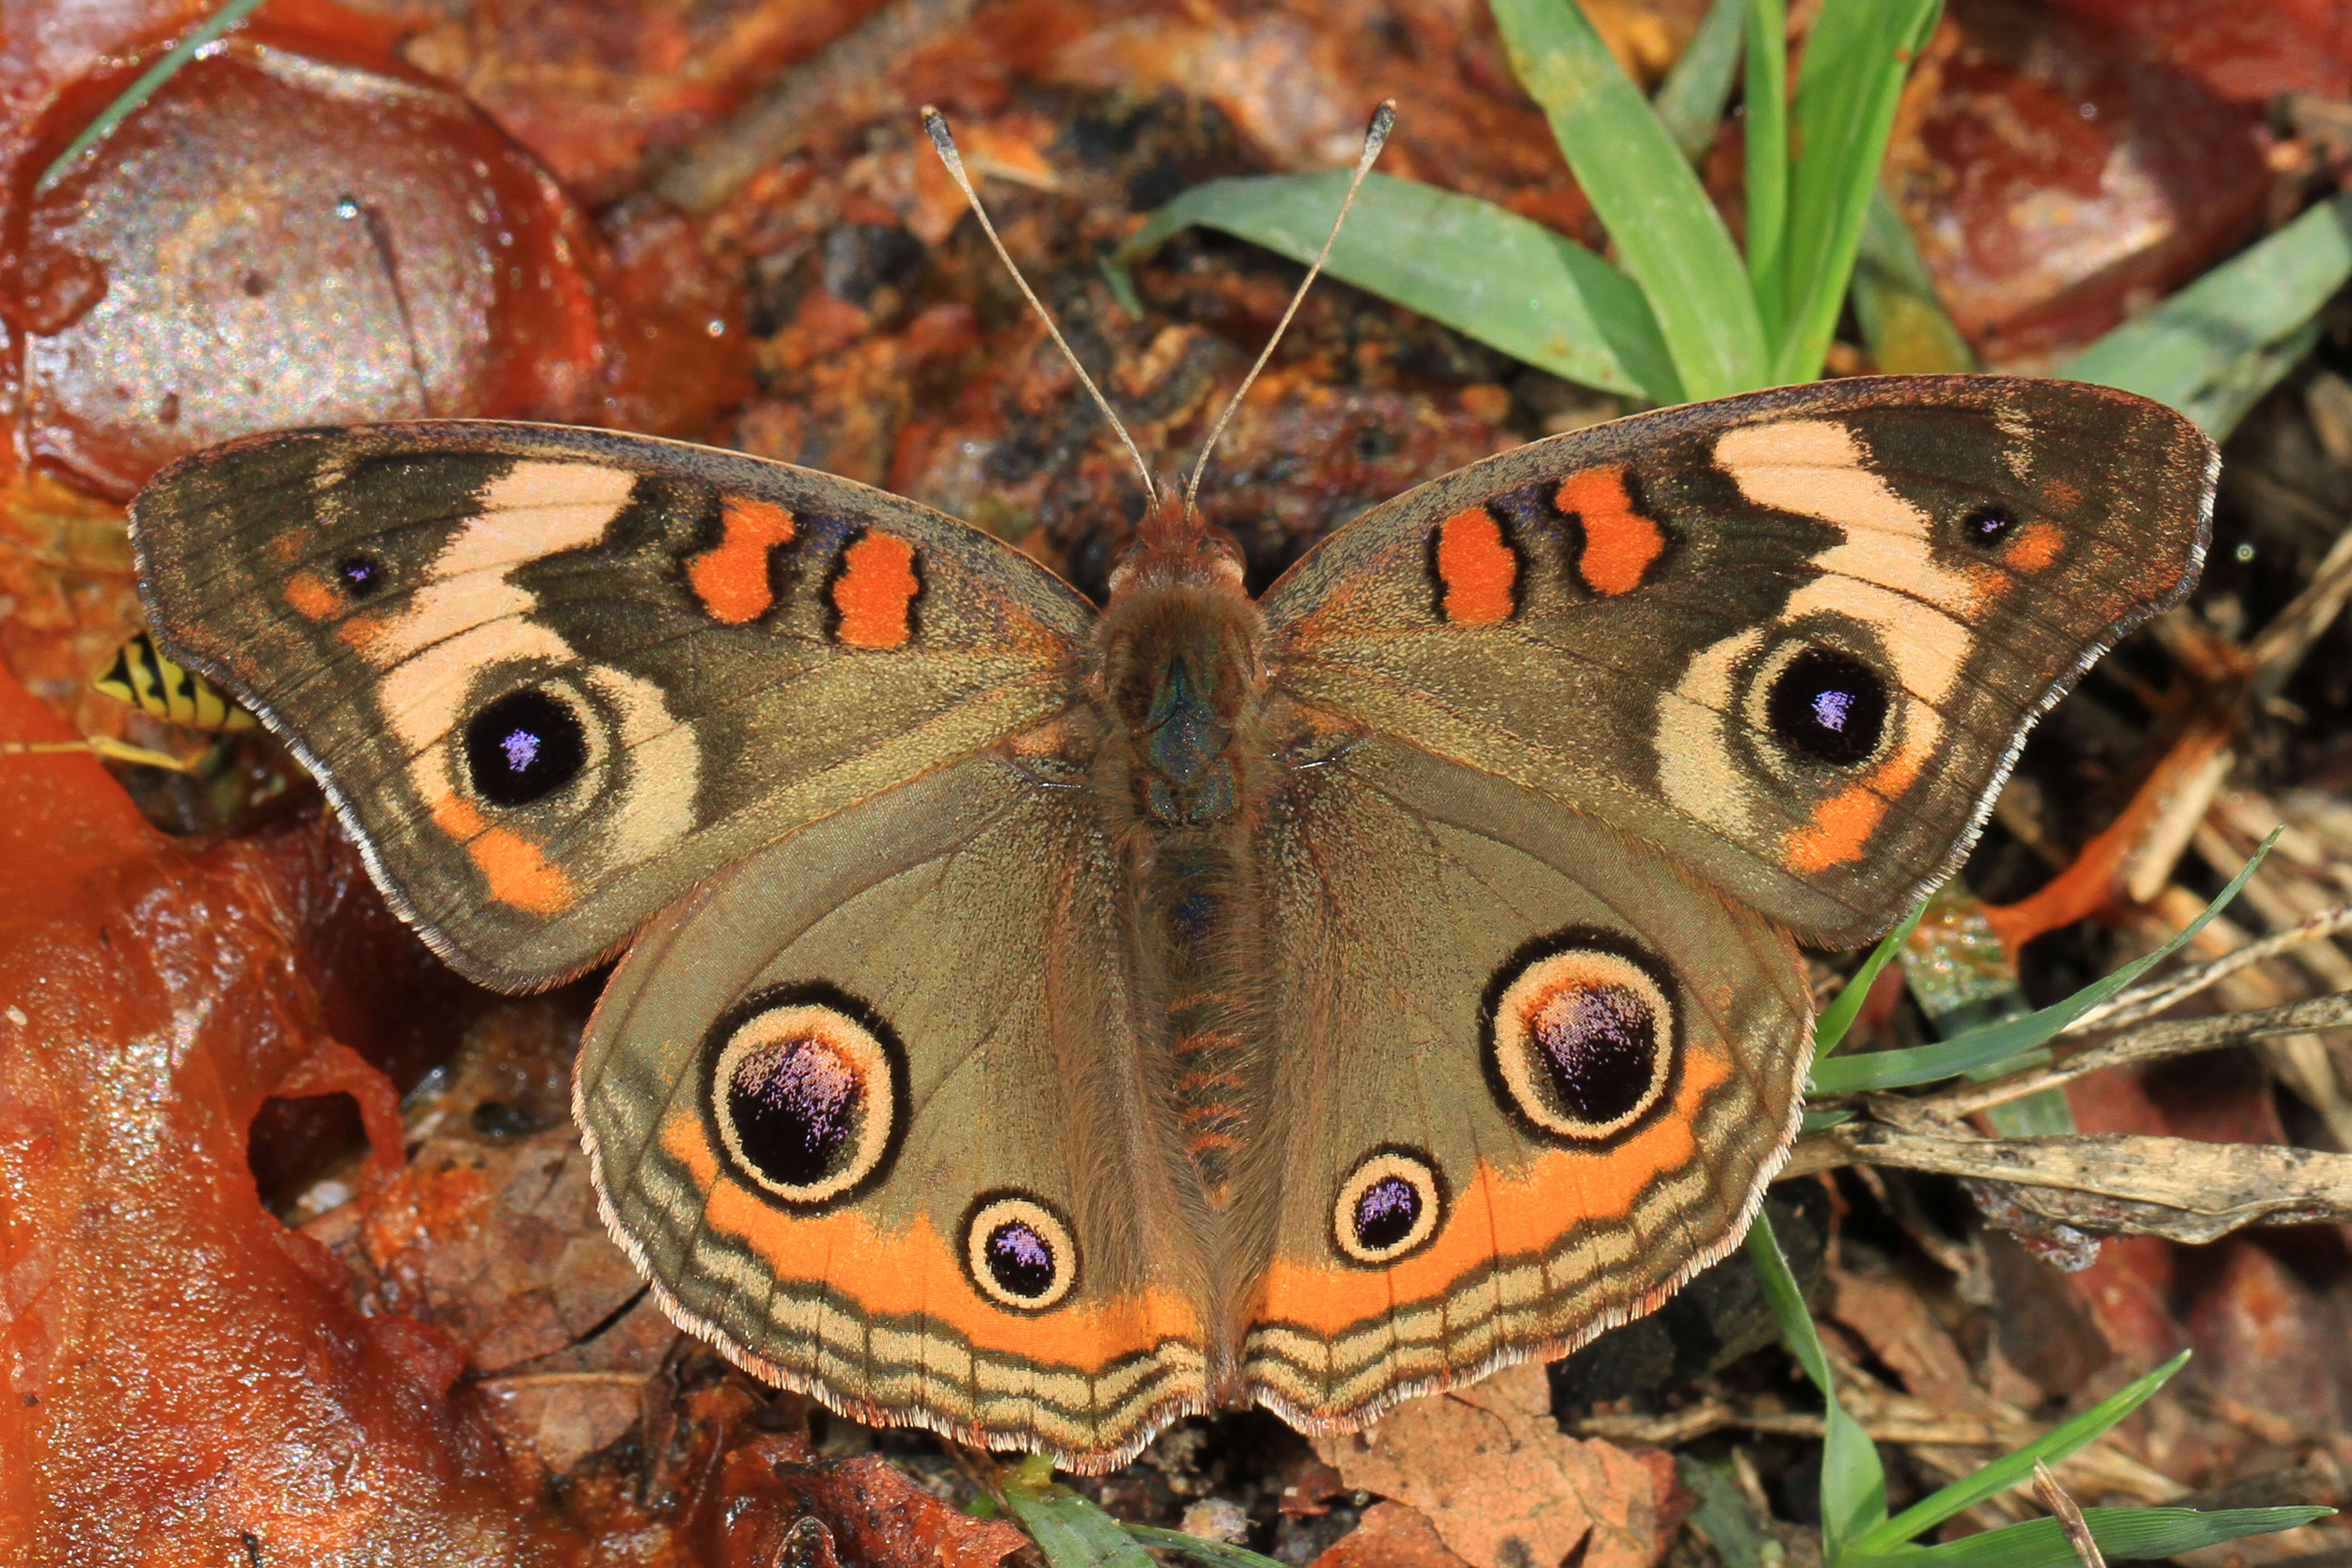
[93,630,257,732]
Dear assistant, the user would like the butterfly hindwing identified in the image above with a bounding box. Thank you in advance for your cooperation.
[1232,733,1810,1426]
[1262,377,2214,947]
[129,422,1094,986]
[577,749,1218,1469]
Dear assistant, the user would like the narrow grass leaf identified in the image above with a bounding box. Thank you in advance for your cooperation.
[1489,0,1765,398]
[1742,0,1789,344]
[2064,191,2352,426]
[37,0,270,194]
[1654,0,1750,162]
[1116,171,1677,400]
[1127,1525,1292,1567]
[1002,1479,1159,1568]
[1773,0,1941,382]
[1852,1352,2190,1553]
[1852,186,1976,374]
[1809,833,2275,1097]
[2177,316,2328,440]
[1800,1105,1857,1135]
[1845,1506,2331,1568]
[1748,1210,1885,1556]
[1814,894,1930,1058]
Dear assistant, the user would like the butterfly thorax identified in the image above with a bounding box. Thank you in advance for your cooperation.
[1092,530,1274,1197]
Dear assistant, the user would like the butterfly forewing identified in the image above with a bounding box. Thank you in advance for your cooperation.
[129,422,1094,986]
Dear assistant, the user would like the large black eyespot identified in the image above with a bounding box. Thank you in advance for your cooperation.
[1483,930,1678,1143]
[1332,1147,1446,1265]
[962,1192,1078,1311]
[706,985,907,1209]
[1764,646,1886,766]
[1961,505,2017,547]
[334,552,386,599]
[465,689,587,806]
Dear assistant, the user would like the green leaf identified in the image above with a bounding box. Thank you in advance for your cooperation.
[1127,1525,1292,1568]
[1800,1106,1857,1135]
[1748,1210,1885,1557]
[1852,1352,2191,1553]
[1772,0,1941,381]
[1742,0,1789,344]
[1488,0,1766,398]
[1002,1475,1159,1568]
[1845,1506,2332,1568]
[1653,0,1750,162]
[37,0,270,194]
[2065,190,2352,435]
[1851,186,1975,374]
[1679,1455,1775,1568]
[1808,832,2276,1097]
[1115,171,1677,400]
[1814,894,1930,1058]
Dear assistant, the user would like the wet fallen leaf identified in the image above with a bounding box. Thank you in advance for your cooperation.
[1312,1362,1680,1568]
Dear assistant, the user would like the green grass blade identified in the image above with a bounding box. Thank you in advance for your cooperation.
[1844,1505,2332,1568]
[2064,190,2352,429]
[1852,186,1976,373]
[1126,1525,1291,1568]
[1748,1210,1886,1557]
[1742,0,1789,345]
[1002,1478,1159,1568]
[1772,0,1941,382]
[1814,893,1929,1058]
[1115,170,1677,400]
[1852,1352,2190,1553]
[2176,317,2327,439]
[1808,833,2275,1097]
[1679,1456,1774,1568]
[36,0,270,195]
[1489,0,1766,398]
[1654,0,1749,162]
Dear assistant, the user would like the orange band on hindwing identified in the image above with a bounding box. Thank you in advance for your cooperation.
[687,497,798,624]
[658,1113,1198,1360]
[829,531,921,648]
[431,795,575,914]
[1557,466,1664,595]
[1431,507,1519,623]
[1252,1045,1732,1333]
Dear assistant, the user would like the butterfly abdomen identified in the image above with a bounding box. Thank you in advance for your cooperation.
[1093,545,1278,1197]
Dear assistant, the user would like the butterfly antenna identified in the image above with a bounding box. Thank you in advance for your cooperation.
[1182,101,1396,526]
[921,106,1159,513]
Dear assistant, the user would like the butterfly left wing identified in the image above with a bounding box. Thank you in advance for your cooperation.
[130,423,1093,986]
[578,747,1217,1470]
[1229,732,1810,1427]
[1259,376,2213,949]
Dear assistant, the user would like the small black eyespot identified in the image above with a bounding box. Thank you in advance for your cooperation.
[985,1220,1058,1299]
[334,553,386,599]
[1765,646,1886,766]
[962,1192,1078,1310]
[1353,1176,1420,1251]
[465,689,587,806]
[1962,506,2016,547]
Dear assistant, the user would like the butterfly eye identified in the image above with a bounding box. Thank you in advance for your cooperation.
[1960,505,2017,547]
[1763,646,1886,767]
[707,989,905,1208]
[1484,934,1676,1142]
[334,552,387,599]
[1331,1147,1446,1265]
[465,689,588,806]
[963,1193,1078,1311]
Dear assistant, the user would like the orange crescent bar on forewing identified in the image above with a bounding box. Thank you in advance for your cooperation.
[1434,507,1517,623]
[1558,466,1663,596]
[659,1115,1199,1360]
[833,532,921,648]
[1252,1045,1732,1334]
[687,497,798,624]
